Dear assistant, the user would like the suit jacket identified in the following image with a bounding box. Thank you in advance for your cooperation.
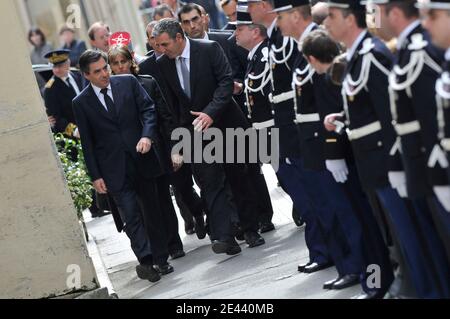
[44,71,85,135]
[343,32,398,190]
[72,75,162,192]
[439,57,450,181]
[156,39,249,148]
[392,24,447,192]
[208,32,232,62]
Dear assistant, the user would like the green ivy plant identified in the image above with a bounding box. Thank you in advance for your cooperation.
[54,134,93,219]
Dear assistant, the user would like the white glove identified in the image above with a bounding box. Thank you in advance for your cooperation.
[388,171,408,198]
[433,185,450,212]
[325,159,349,183]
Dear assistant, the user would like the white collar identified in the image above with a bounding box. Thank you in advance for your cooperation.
[346,30,368,62]
[267,19,277,38]
[396,20,421,50]
[445,48,450,61]
[248,41,264,61]
[178,37,190,60]
[202,32,209,40]
[299,22,317,44]
[92,83,112,97]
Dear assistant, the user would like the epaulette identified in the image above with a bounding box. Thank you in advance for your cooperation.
[45,77,55,89]
[407,33,428,52]
[358,38,375,56]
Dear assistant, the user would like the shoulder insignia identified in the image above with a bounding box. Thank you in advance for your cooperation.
[45,77,55,89]
[408,33,428,51]
[358,38,375,55]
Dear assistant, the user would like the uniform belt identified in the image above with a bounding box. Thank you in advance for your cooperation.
[295,113,320,123]
[269,91,295,104]
[441,138,450,151]
[346,121,382,141]
[394,120,421,136]
[252,119,275,130]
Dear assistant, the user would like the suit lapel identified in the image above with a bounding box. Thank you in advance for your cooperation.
[110,78,123,117]
[189,40,199,100]
[87,85,114,121]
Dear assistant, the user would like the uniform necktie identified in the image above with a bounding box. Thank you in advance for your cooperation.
[100,88,118,119]
[179,57,191,98]
[66,77,77,94]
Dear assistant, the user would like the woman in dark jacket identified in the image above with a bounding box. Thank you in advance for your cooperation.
[108,45,185,269]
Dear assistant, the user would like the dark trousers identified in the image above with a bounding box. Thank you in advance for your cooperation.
[190,161,236,242]
[109,155,168,265]
[156,174,183,255]
[276,158,330,265]
[170,164,204,220]
[224,163,260,233]
[308,163,368,277]
[248,163,274,224]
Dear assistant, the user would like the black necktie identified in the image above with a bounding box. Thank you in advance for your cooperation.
[100,88,118,120]
[66,78,77,95]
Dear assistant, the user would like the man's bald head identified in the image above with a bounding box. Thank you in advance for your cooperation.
[311,1,329,25]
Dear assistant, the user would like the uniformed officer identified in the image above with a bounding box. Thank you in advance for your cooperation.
[364,0,450,298]
[44,49,84,138]
[274,0,374,292]
[323,0,401,298]
[248,0,333,274]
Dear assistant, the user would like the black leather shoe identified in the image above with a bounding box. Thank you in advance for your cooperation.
[331,274,360,290]
[323,276,341,289]
[303,262,334,274]
[244,231,265,248]
[212,239,241,255]
[91,210,111,218]
[185,227,195,235]
[153,263,174,275]
[170,250,186,259]
[259,222,275,233]
[135,264,161,282]
[194,216,207,240]
[298,261,312,272]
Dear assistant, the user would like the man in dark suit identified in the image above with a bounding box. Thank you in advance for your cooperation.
[153,18,259,254]
[73,50,165,282]
[140,20,207,238]
[220,0,238,30]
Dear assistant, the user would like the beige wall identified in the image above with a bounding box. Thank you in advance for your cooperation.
[0,0,97,298]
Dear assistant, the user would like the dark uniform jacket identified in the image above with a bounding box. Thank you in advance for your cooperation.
[437,54,450,181]
[44,71,85,136]
[390,24,447,197]
[268,25,302,159]
[343,32,399,191]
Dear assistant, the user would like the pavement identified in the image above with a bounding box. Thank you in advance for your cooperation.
[84,165,362,299]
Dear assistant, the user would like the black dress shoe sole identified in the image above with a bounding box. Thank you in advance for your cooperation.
[226,245,242,255]
[323,278,340,289]
[155,265,174,275]
[259,224,275,233]
[303,263,334,274]
[247,238,265,248]
[297,262,311,272]
[212,241,230,254]
[136,265,161,283]
[170,251,186,259]
[331,276,360,290]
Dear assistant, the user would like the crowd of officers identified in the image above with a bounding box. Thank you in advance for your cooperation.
[39,0,450,299]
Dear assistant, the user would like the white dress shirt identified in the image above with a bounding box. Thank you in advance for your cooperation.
[446,48,450,62]
[91,83,114,111]
[176,38,191,91]
[267,19,277,38]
